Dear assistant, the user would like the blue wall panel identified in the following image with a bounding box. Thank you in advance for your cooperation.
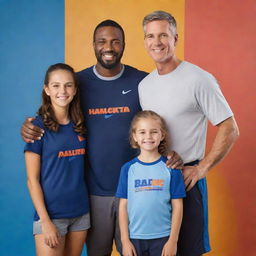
[0,0,64,255]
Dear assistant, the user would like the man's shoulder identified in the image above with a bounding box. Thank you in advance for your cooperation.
[123,65,148,78]
[76,66,94,77]
[182,61,214,79]
[138,69,157,87]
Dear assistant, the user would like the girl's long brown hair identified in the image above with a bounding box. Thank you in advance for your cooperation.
[38,63,85,135]
[129,110,170,156]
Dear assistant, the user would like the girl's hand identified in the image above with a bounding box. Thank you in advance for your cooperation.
[122,239,137,256]
[41,220,60,248]
[161,240,177,256]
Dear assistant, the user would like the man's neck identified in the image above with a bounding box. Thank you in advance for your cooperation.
[95,62,123,77]
[156,56,181,75]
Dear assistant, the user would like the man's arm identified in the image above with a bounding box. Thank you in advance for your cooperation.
[21,117,44,143]
[184,116,239,190]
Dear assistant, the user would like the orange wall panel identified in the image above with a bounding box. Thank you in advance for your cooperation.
[185,0,256,255]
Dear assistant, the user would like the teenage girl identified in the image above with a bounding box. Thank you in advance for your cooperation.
[116,110,186,256]
[24,63,89,256]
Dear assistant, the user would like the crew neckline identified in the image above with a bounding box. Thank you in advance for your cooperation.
[93,65,125,81]
[136,156,164,166]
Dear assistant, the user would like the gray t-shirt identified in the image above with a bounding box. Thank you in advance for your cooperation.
[139,61,233,163]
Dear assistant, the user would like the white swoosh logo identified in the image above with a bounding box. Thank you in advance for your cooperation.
[104,114,113,119]
[122,90,132,95]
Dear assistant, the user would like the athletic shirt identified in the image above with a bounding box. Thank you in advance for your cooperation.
[24,116,89,220]
[139,61,233,163]
[77,65,148,196]
[116,156,186,239]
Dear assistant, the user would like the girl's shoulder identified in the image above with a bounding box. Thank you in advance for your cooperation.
[32,115,45,129]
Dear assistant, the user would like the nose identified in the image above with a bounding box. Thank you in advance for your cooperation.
[153,36,161,46]
[146,132,152,139]
[105,40,113,51]
[60,85,66,94]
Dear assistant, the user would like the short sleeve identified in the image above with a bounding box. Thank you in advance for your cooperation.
[24,116,44,156]
[195,74,233,126]
[170,169,186,199]
[115,163,130,199]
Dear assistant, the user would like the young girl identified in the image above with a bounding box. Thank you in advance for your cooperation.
[116,110,186,256]
[24,63,90,256]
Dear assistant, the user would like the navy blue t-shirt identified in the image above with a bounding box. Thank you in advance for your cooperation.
[77,65,148,196]
[24,116,89,220]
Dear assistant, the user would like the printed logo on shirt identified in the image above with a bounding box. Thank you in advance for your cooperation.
[88,106,131,117]
[134,179,164,192]
[122,90,132,95]
[77,135,85,142]
[104,114,113,119]
[58,148,85,158]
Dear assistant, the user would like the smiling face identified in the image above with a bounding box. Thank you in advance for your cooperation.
[144,20,178,66]
[44,69,76,110]
[133,117,164,154]
[93,26,124,70]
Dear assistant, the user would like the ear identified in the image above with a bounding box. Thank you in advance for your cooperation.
[160,131,165,141]
[72,86,77,96]
[174,34,178,46]
[132,132,138,143]
[44,85,50,96]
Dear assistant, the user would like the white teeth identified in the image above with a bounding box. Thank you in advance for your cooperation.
[153,49,161,53]
[104,54,114,60]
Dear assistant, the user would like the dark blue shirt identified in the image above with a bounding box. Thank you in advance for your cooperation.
[77,65,148,196]
[24,116,89,220]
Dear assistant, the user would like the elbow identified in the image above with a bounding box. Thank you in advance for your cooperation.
[27,177,39,190]
[232,122,240,142]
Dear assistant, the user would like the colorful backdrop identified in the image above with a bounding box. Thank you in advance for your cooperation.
[1,0,255,255]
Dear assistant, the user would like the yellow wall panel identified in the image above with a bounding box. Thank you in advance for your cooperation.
[65,0,185,72]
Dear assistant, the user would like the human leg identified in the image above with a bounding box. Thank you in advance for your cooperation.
[130,239,147,256]
[35,234,65,256]
[177,184,205,256]
[64,231,87,256]
[86,195,116,256]
[64,213,90,256]
[114,197,123,254]
[147,236,169,256]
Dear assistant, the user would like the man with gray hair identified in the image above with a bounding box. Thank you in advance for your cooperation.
[139,10,239,256]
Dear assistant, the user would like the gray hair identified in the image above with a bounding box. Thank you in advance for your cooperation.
[143,10,177,35]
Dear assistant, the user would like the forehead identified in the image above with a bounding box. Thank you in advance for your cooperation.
[136,117,161,128]
[144,20,171,34]
[94,26,124,41]
[48,69,74,82]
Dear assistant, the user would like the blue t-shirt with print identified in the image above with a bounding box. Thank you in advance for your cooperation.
[116,156,186,239]
[24,116,89,221]
[77,65,148,196]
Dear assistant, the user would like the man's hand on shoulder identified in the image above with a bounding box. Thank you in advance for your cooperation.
[21,117,44,143]
[166,151,183,169]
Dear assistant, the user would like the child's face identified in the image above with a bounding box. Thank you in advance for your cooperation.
[44,69,76,109]
[133,118,164,153]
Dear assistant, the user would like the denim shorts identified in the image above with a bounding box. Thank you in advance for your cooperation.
[33,213,90,236]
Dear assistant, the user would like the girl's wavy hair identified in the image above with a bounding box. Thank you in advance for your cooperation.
[129,110,170,156]
[38,63,85,135]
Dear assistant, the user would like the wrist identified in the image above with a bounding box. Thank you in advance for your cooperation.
[197,161,209,177]
[40,217,51,223]
[121,237,131,243]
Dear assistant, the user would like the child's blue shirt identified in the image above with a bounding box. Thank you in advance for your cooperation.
[116,156,186,239]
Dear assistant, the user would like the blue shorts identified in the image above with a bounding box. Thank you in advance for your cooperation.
[131,236,169,256]
[177,161,211,256]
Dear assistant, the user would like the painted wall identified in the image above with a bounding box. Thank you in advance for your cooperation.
[1,0,255,255]
[184,1,256,255]
[0,0,64,255]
